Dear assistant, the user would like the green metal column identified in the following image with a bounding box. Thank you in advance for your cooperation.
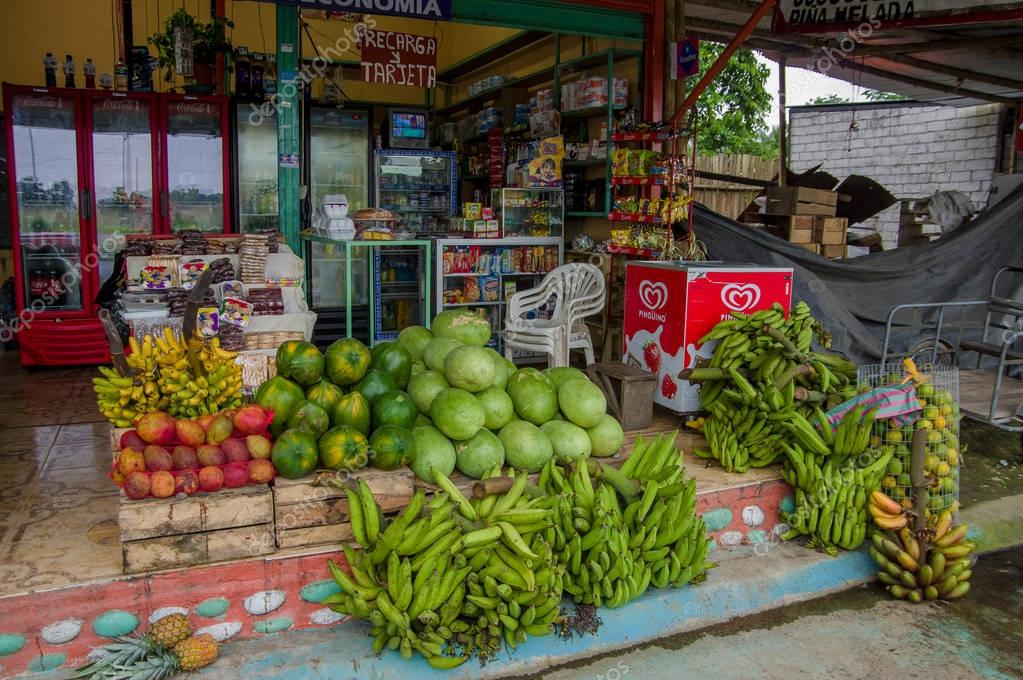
[276,4,301,253]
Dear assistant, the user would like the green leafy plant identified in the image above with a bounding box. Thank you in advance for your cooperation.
[148,9,234,82]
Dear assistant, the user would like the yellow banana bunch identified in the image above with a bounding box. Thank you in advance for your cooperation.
[94,328,242,424]
[868,522,974,603]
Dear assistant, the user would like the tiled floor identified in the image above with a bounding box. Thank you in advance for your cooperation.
[0,352,123,597]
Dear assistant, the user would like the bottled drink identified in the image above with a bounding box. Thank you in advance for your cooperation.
[235,46,251,99]
[264,54,277,98]
[114,59,128,91]
[43,52,57,87]
[251,52,265,100]
[84,58,96,88]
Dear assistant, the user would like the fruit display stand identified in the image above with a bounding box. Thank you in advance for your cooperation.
[119,485,276,574]
[272,469,415,550]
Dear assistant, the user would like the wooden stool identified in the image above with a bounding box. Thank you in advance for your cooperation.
[588,362,656,431]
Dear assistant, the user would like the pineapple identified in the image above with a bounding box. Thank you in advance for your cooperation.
[73,614,194,678]
[112,634,219,678]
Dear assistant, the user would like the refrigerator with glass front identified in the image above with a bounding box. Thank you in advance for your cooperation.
[234,104,278,233]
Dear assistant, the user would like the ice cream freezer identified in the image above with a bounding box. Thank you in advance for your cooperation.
[623,261,794,413]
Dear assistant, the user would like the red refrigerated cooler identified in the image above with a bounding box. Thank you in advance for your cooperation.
[623,261,794,413]
[3,84,232,366]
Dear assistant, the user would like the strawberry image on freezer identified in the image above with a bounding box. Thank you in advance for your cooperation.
[623,261,793,412]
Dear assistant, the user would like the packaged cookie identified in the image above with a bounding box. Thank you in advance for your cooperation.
[221,297,253,328]
[180,259,210,290]
[140,265,173,290]
[197,307,220,337]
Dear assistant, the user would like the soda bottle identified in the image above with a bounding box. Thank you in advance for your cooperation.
[43,52,57,87]
[235,46,251,99]
[264,54,277,99]
[84,58,96,88]
[115,59,128,91]
[251,51,265,100]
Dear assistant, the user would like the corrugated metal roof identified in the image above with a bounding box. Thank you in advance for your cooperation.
[683,1,1023,106]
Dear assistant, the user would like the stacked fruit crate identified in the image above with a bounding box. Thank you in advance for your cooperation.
[753,187,848,258]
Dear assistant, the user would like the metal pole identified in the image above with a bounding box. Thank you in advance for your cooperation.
[778,55,787,187]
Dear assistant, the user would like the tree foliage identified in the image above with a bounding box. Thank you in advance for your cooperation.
[682,42,773,157]
[809,93,849,104]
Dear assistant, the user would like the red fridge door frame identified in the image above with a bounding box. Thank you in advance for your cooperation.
[82,90,160,314]
[3,83,95,320]
[157,93,233,234]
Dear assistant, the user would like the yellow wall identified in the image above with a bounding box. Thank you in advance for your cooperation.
[0,1,521,107]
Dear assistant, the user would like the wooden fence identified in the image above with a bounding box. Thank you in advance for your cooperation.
[693,154,777,219]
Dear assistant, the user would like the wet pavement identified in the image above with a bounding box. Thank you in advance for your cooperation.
[534,547,1023,680]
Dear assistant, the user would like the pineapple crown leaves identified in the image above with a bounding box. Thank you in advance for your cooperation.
[72,636,156,678]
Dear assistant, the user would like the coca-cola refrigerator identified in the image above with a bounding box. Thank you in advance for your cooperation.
[3,84,231,366]
[623,261,793,413]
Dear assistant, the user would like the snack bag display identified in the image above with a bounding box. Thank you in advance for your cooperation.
[197,307,220,337]
[140,265,173,290]
[611,148,630,177]
[180,259,210,290]
[221,297,253,328]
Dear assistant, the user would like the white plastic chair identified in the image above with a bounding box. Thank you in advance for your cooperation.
[504,263,606,367]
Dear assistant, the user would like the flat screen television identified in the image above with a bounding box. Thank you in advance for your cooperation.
[384,108,429,149]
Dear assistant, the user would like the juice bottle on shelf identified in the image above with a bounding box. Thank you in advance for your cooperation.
[114,59,128,90]
[251,52,265,100]
[235,46,251,99]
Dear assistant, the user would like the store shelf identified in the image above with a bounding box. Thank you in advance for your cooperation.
[607,244,660,257]
[611,129,689,143]
[442,300,502,307]
[566,211,606,218]
[379,188,449,193]
[564,159,606,168]
[437,30,550,82]
[560,104,626,120]
[608,211,663,224]
[610,176,673,186]
[461,174,489,181]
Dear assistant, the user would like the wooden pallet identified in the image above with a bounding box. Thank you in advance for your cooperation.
[272,468,415,550]
[765,186,837,217]
[119,485,275,574]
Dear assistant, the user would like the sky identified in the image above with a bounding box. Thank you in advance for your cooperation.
[757,53,866,127]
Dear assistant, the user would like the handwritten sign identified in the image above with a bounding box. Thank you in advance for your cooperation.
[359,28,437,88]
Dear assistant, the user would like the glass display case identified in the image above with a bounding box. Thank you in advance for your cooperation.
[161,96,230,232]
[308,106,370,214]
[375,149,456,234]
[435,236,564,354]
[491,188,564,238]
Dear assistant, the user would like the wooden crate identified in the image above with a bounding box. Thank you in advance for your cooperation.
[796,243,821,255]
[589,362,657,431]
[765,186,837,217]
[761,215,816,244]
[813,217,848,245]
[821,244,848,259]
[272,468,415,550]
[119,485,275,574]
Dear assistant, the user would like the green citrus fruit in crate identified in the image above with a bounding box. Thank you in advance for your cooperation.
[431,309,492,346]
[430,388,485,441]
[499,420,553,472]
[318,425,370,471]
[369,425,414,470]
[271,428,320,479]
[407,369,449,415]
[506,368,558,425]
[422,337,463,372]
[255,375,306,437]
[275,340,324,387]
[356,369,398,405]
[333,391,372,436]
[305,380,345,421]
[454,428,505,479]
[369,341,413,389]
[408,424,456,481]
[372,390,419,430]
[324,337,371,386]
[397,325,433,361]
[444,345,496,393]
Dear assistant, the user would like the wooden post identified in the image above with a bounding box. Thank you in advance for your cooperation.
[910,428,929,533]
[778,55,787,187]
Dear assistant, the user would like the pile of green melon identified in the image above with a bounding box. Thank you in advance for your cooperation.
[256,309,625,482]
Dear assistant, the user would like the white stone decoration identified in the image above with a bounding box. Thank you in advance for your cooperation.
[196,622,243,642]
[244,590,286,616]
[719,530,744,547]
[40,619,83,645]
[310,608,348,626]
[741,505,765,527]
[148,607,189,624]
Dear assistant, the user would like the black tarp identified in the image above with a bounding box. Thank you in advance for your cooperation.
[693,186,1023,364]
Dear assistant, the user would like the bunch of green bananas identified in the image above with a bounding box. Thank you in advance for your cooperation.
[779,424,893,553]
[683,302,859,473]
[93,332,175,426]
[324,470,562,669]
[869,517,974,603]
[540,433,713,609]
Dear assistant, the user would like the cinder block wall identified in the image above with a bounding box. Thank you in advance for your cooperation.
[788,102,1001,248]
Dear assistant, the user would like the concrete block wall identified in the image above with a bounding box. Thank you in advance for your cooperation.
[788,103,1001,248]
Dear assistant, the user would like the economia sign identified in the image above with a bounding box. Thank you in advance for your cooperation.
[359,28,437,88]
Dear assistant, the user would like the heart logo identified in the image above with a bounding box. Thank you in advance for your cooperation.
[638,280,668,311]
[721,283,761,312]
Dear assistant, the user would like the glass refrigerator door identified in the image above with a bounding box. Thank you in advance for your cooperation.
[309,242,369,309]
[236,106,279,233]
[376,152,454,233]
[9,91,88,315]
[310,107,369,214]
[89,95,157,284]
[163,97,227,232]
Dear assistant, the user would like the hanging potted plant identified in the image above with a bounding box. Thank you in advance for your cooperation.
[149,9,233,93]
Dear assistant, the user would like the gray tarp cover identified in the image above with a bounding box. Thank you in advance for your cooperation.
[693,187,1023,364]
